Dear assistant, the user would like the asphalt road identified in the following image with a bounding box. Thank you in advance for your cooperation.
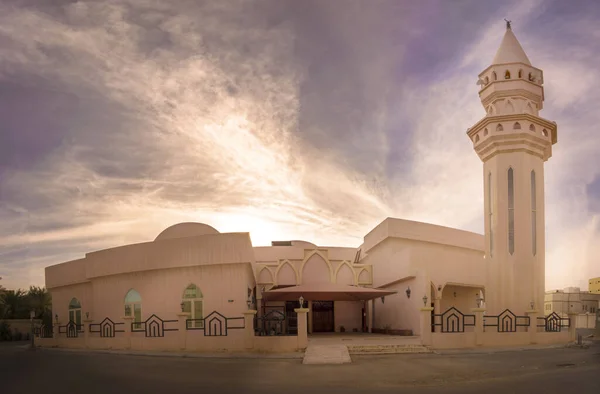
[1,342,599,394]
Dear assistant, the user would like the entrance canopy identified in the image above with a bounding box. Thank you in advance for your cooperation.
[262,283,397,302]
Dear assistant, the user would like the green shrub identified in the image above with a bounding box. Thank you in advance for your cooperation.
[0,321,12,341]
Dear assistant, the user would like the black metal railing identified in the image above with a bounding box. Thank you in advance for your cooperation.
[131,314,178,337]
[432,307,476,333]
[186,311,244,336]
[89,318,125,338]
[35,324,53,338]
[537,312,570,332]
[58,321,84,338]
[254,310,293,336]
[483,309,530,332]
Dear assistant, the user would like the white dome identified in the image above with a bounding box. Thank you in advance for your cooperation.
[154,222,219,241]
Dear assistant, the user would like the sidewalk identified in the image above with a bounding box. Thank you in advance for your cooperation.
[36,346,305,359]
[432,343,570,355]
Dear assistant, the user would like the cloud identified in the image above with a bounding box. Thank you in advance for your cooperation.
[0,0,599,292]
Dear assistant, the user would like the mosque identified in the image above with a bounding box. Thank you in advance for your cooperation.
[44,23,560,349]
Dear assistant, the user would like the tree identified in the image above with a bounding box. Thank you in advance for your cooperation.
[1,289,26,319]
[26,286,52,321]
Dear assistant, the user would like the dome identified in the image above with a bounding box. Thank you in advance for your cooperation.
[154,222,220,241]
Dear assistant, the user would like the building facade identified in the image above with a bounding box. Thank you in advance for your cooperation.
[544,287,600,315]
[589,277,600,294]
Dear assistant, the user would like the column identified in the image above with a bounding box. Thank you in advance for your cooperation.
[242,310,257,350]
[122,316,134,350]
[307,301,313,334]
[419,307,434,346]
[176,312,190,350]
[83,318,93,349]
[568,312,578,342]
[367,299,374,333]
[525,309,539,344]
[53,318,60,347]
[433,297,441,333]
[471,308,485,346]
[295,308,309,349]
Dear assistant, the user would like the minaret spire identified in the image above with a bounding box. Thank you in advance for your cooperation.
[504,19,512,30]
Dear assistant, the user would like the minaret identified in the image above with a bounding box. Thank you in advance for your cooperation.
[467,21,557,314]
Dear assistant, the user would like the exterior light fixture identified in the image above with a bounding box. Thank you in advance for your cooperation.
[453,292,457,298]
[476,295,484,308]
[406,287,411,298]
[381,296,385,304]
[299,295,305,308]
[180,302,185,312]
[55,314,58,324]
[437,285,442,292]
[530,301,534,310]
[86,312,89,319]
[247,296,253,309]
[30,310,35,320]
[422,295,428,307]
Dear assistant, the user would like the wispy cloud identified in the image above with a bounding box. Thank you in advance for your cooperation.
[0,0,599,291]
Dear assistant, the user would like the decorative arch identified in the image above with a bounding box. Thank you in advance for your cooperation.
[301,250,333,284]
[475,134,480,142]
[257,267,274,284]
[513,122,521,130]
[487,105,495,115]
[275,260,298,286]
[525,102,534,114]
[496,124,504,132]
[505,100,515,114]
[529,124,536,132]
[518,69,523,78]
[182,283,203,327]
[492,71,497,81]
[505,70,511,79]
[335,261,356,286]
[357,268,371,284]
[484,76,489,84]
[483,128,488,136]
[124,289,142,328]
[542,129,548,137]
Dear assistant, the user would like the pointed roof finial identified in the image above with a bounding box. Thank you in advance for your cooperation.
[504,19,512,30]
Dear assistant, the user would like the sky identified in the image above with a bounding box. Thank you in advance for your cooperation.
[0,0,599,291]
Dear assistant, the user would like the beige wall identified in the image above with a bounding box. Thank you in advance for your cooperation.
[334,301,362,332]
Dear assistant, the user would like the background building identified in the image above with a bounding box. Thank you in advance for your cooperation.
[544,287,600,315]
[589,277,600,294]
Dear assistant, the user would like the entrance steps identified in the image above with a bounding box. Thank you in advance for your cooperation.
[302,344,352,365]
[347,343,432,355]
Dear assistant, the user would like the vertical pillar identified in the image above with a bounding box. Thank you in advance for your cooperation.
[83,318,93,349]
[568,312,578,342]
[242,310,257,350]
[307,301,313,334]
[525,309,539,344]
[419,307,434,345]
[53,319,60,347]
[122,316,134,350]
[176,312,190,350]
[295,308,309,349]
[433,297,441,333]
[367,299,374,333]
[471,308,485,346]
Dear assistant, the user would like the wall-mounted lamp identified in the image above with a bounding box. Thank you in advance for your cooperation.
[530,301,535,310]
[406,287,411,299]
[30,310,35,320]
[247,296,253,309]
[85,312,89,320]
[437,285,442,292]
[381,296,385,304]
[422,295,428,307]
[476,295,484,308]
[54,314,58,324]
[180,302,185,312]
[299,295,305,308]
[453,292,457,298]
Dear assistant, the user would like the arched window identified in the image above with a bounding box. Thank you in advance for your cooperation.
[68,298,82,326]
[513,122,521,130]
[508,168,515,255]
[496,124,504,132]
[124,289,142,329]
[542,129,548,137]
[505,70,511,79]
[528,72,534,82]
[531,170,537,256]
[182,284,204,328]
[518,69,523,78]
[488,105,495,115]
[484,76,489,84]
[484,128,489,136]
[492,71,497,81]
[475,134,480,142]
[488,172,493,257]
[529,124,536,132]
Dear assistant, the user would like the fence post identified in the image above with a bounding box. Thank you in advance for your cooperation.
[53,318,60,347]
[471,308,485,346]
[525,309,539,344]
[568,312,578,342]
[419,307,434,346]
[122,316,134,350]
[83,318,93,349]
[176,312,190,350]
[242,310,257,350]
[295,308,309,350]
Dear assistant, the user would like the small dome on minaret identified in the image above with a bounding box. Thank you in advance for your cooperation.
[491,21,531,66]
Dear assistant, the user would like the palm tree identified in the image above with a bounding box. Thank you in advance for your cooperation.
[2,289,26,319]
[27,286,52,320]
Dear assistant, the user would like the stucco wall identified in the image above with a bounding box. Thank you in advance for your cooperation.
[334,301,362,332]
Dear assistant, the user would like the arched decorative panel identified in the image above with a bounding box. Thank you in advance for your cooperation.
[358,269,370,284]
[257,267,274,284]
[302,253,332,284]
[335,263,355,286]
[276,261,297,286]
